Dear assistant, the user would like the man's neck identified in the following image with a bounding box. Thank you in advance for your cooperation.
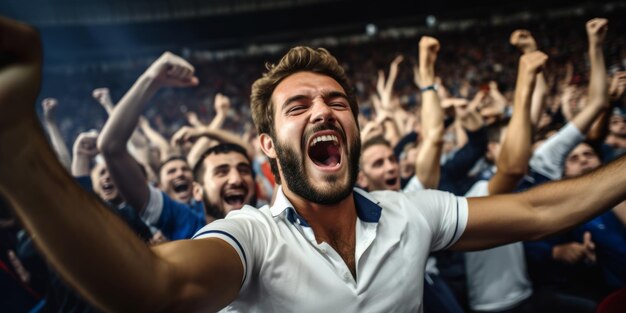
[283,188,358,278]
[284,189,357,239]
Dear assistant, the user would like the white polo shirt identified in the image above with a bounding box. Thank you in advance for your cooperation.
[193,186,468,312]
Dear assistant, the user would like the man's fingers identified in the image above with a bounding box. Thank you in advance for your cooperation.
[583,231,595,250]
[392,55,404,65]
[419,36,440,50]
[587,18,609,32]
[150,51,198,88]
[520,51,548,74]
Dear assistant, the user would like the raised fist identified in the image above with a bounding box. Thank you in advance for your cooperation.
[509,30,537,54]
[73,130,99,158]
[417,36,440,86]
[419,36,440,66]
[586,18,608,47]
[92,87,112,104]
[519,51,548,77]
[144,51,199,88]
[41,98,58,118]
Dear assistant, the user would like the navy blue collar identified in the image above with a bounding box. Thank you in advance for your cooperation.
[353,188,382,223]
[279,187,382,227]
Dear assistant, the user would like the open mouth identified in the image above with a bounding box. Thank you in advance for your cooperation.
[102,182,115,194]
[223,189,246,207]
[385,177,398,186]
[308,134,341,168]
[173,181,190,193]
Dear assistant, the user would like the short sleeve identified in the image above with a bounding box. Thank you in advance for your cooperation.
[141,184,164,225]
[404,190,469,251]
[192,206,269,290]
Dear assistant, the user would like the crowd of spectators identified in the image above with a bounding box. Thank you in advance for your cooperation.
[1,8,625,313]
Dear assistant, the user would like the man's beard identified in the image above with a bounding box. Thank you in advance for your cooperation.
[273,124,360,205]
[203,193,224,220]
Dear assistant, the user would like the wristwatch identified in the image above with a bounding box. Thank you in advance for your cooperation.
[420,84,438,92]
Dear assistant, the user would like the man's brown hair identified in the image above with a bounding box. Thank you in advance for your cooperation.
[250,46,359,183]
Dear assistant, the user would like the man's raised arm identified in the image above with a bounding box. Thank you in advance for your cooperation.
[456,151,626,251]
[487,51,546,195]
[97,52,198,211]
[413,36,444,189]
[0,17,242,312]
[41,97,72,170]
[509,29,548,128]
[578,18,610,140]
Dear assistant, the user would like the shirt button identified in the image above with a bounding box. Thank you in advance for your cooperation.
[296,218,301,224]
[344,273,351,280]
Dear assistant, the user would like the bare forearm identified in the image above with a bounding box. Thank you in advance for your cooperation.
[140,121,172,159]
[525,153,626,237]
[203,127,255,159]
[415,138,442,189]
[417,89,444,188]
[588,46,608,110]
[572,43,608,134]
[208,112,226,130]
[613,200,626,227]
[497,82,532,176]
[459,154,626,250]
[71,153,91,177]
[2,119,169,312]
[421,90,444,140]
[530,73,547,127]
[99,74,159,155]
[44,119,71,170]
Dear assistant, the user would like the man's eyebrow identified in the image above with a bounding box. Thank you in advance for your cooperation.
[324,91,348,100]
[281,91,348,110]
[212,164,230,173]
[281,95,310,111]
[237,162,252,170]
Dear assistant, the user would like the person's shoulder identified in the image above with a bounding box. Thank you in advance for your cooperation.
[220,204,274,226]
[194,204,274,240]
[368,188,459,211]
[364,189,404,203]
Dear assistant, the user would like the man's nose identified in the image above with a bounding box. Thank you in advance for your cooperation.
[310,100,335,124]
[227,169,244,185]
[385,160,397,173]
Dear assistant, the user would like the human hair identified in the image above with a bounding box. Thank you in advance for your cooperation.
[360,135,392,166]
[361,135,392,153]
[250,46,358,184]
[158,155,188,177]
[192,143,253,185]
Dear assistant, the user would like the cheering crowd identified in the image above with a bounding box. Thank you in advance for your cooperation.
[1,11,625,313]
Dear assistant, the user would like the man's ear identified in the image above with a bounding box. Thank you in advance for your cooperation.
[356,171,369,190]
[259,133,277,159]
